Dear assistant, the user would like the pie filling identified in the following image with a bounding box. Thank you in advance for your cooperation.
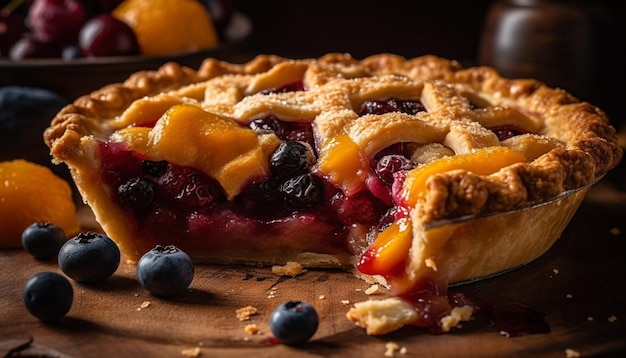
[45,54,622,336]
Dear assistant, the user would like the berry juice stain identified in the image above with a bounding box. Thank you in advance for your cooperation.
[473,297,551,337]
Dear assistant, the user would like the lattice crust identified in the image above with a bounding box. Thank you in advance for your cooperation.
[45,53,622,224]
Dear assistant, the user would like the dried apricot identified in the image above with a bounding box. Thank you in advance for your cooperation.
[112,0,218,56]
[0,160,80,248]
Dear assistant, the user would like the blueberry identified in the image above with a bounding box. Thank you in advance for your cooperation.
[249,117,284,137]
[136,245,194,297]
[21,222,66,259]
[270,141,316,178]
[117,177,155,211]
[23,272,73,321]
[280,173,323,209]
[269,301,319,345]
[58,232,121,282]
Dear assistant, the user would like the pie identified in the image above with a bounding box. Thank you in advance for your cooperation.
[44,53,622,335]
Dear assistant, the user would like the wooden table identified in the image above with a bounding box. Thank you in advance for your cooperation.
[2,162,625,357]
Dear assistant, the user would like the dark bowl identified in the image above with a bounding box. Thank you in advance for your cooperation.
[0,12,252,101]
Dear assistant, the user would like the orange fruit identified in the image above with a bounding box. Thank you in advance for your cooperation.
[0,160,80,249]
[113,0,218,56]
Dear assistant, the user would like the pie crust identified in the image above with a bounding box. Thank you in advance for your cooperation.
[44,53,622,334]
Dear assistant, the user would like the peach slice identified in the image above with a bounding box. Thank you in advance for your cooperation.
[358,218,413,276]
[316,134,370,195]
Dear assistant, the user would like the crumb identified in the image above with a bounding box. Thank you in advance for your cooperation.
[425,257,438,271]
[181,347,201,357]
[271,261,306,277]
[565,348,580,358]
[608,315,617,323]
[365,284,380,295]
[566,294,573,299]
[553,268,559,275]
[341,299,350,305]
[384,342,400,357]
[399,346,408,355]
[440,305,474,332]
[236,306,258,321]
[137,301,151,311]
[609,227,621,235]
[587,316,594,321]
[267,289,277,299]
[355,288,362,292]
[244,324,259,335]
[318,295,326,300]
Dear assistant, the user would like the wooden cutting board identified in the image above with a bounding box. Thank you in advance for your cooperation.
[1,172,625,357]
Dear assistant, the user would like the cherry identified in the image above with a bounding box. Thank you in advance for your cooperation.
[27,0,87,46]
[259,81,306,95]
[330,191,382,224]
[488,125,530,141]
[0,12,28,56]
[359,98,426,116]
[78,14,139,57]
[9,35,61,59]
[375,154,415,186]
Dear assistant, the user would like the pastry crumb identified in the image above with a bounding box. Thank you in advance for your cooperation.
[609,227,621,235]
[565,348,580,357]
[341,299,350,305]
[608,315,617,323]
[236,306,258,321]
[566,293,573,299]
[267,289,277,299]
[424,257,438,271]
[365,284,380,295]
[587,316,594,322]
[244,324,259,335]
[318,295,326,300]
[271,261,306,277]
[553,268,559,275]
[137,301,151,311]
[181,347,201,357]
[384,342,406,357]
[440,305,474,332]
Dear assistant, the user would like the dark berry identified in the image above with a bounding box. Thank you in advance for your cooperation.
[269,301,319,345]
[9,35,62,59]
[270,141,316,178]
[28,0,87,46]
[23,272,73,321]
[359,98,426,116]
[136,245,194,297]
[258,81,305,95]
[58,232,120,282]
[158,167,222,208]
[375,154,415,185]
[0,12,28,56]
[78,14,140,57]
[118,177,155,211]
[235,178,284,215]
[249,117,284,137]
[280,174,323,209]
[141,160,169,177]
[21,222,66,259]
[489,125,530,141]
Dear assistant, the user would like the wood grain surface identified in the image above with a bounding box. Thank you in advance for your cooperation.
[1,165,625,358]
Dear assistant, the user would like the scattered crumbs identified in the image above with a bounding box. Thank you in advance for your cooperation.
[271,261,306,277]
[565,348,581,358]
[365,284,380,295]
[236,306,258,321]
[341,299,350,305]
[566,294,573,299]
[137,301,151,311]
[384,342,402,357]
[244,324,259,335]
[424,257,438,271]
[267,289,277,299]
[440,306,474,332]
[609,227,621,236]
[608,315,618,323]
[181,347,201,357]
[318,295,326,300]
[587,316,594,322]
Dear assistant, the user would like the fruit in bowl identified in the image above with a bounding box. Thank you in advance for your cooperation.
[1,0,228,59]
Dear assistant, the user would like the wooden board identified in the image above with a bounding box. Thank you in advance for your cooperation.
[1,167,626,357]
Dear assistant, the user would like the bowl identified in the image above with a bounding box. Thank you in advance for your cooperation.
[0,12,252,101]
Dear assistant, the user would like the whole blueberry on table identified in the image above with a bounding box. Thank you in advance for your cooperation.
[21,222,66,259]
[23,272,73,321]
[270,301,319,345]
[58,232,121,282]
[136,245,194,297]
